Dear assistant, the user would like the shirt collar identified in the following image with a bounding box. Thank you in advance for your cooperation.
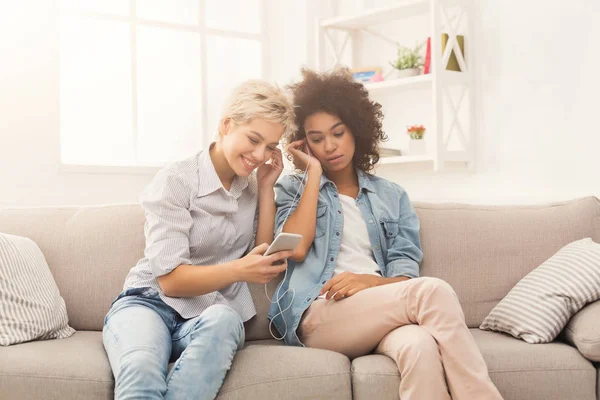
[197,143,249,198]
[318,168,376,193]
[357,169,376,193]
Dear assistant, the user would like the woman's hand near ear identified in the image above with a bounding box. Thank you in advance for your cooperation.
[279,140,323,262]
[255,147,284,246]
[286,140,322,175]
[257,147,284,191]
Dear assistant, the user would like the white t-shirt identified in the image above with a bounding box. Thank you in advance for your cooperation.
[319,194,381,299]
[333,194,381,278]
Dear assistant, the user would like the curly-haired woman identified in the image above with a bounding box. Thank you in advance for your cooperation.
[268,68,503,400]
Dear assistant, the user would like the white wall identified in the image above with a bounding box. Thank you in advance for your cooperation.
[371,0,600,204]
[0,0,312,209]
[1,0,599,208]
[0,1,154,208]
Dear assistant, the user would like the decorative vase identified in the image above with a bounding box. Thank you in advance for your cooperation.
[409,139,426,154]
[391,68,421,79]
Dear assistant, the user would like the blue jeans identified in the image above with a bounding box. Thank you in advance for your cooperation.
[102,287,245,400]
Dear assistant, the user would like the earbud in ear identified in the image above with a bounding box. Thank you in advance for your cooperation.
[305,141,312,157]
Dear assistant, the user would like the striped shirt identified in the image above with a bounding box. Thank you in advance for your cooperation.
[123,146,258,321]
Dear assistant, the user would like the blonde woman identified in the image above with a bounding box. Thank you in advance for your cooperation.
[103,80,296,400]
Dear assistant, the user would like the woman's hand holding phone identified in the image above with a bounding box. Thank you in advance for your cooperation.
[237,243,293,284]
[286,140,322,175]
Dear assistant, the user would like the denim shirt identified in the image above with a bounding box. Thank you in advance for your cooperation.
[267,170,423,346]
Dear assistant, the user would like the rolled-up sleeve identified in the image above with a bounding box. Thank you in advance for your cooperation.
[274,174,302,235]
[386,191,423,279]
[140,170,194,278]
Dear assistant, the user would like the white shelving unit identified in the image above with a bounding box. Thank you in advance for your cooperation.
[316,0,475,171]
[365,73,432,93]
[320,0,430,30]
[378,154,433,164]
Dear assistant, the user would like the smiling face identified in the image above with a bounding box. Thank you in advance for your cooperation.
[220,117,284,177]
[304,111,355,173]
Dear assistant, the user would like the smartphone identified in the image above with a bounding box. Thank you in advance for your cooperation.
[264,233,303,256]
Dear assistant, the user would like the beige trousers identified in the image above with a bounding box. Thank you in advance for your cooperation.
[298,277,503,400]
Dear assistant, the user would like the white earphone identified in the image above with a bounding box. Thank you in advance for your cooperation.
[264,141,312,341]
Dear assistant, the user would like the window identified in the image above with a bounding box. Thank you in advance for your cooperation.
[59,0,265,168]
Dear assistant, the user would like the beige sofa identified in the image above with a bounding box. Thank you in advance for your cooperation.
[0,196,599,400]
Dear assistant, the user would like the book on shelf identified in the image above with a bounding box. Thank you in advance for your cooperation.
[423,34,466,73]
[441,33,465,72]
[423,37,431,74]
[380,147,403,157]
[351,67,381,83]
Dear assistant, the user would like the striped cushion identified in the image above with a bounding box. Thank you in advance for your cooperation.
[480,238,600,343]
[0,233,75,346]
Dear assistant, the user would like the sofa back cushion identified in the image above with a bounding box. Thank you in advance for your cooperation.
[415,196,600,328]
[0,197,598,336]
[0,233,75,345]
[246,197,600,339]
[0,205,145,331]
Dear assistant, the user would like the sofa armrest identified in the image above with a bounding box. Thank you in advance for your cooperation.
[560,300,600,362]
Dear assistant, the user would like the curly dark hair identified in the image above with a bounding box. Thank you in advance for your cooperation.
[286,67,388,173]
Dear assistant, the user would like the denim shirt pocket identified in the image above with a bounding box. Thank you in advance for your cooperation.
[315,205,328,238]
[380,219,399,239]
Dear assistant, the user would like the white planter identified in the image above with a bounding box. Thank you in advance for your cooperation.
[390,68,421,79]
[409,139,426,154]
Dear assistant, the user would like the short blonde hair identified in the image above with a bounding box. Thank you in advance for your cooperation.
[218,79,297,138]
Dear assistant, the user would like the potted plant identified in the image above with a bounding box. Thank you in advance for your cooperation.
[407,124,426,154]
[390,42,424,79]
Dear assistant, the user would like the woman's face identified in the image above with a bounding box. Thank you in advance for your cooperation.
[221,118,284,177]
[304,112,355,173]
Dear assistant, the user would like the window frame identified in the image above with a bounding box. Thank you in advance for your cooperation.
[58,0,268,174]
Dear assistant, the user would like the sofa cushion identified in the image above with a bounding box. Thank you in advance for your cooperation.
[0,331,113,400]
[597,365,600,400]
[0,233,75,346]
[245,279,282,341]
[243,197,600,341]
[480,238,600,343]
[472,329,596,400]
[350,329,597,400]
[0,205,146,331]
[1,197,598,339]
[0,331,351,400]
[561,300,600,361]
[218,340,351,400]
[351,354,401,400]
[415,196,600,328]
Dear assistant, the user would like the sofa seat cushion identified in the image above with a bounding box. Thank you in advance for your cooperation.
[351,354,401,400]
[350,329,597,400]
[0,332,351,400]
[217,340,351,400]
[0,331,113,400]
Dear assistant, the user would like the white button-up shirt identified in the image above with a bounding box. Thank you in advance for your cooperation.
[124,147,258,321]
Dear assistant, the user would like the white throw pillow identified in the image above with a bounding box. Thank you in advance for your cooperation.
[480,238,600,343]
[0,233,75,346]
